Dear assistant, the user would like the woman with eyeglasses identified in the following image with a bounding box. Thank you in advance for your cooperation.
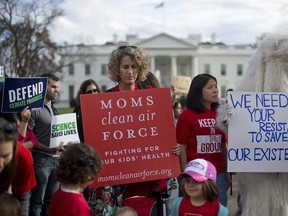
[73,79,101,142]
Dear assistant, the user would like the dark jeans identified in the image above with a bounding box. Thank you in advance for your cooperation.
[216,173,228,207]
[29,152,59,216]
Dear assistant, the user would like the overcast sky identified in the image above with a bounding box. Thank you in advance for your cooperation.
[49,0,288,45]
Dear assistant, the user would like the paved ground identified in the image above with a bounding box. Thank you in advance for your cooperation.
[227,173,239,216]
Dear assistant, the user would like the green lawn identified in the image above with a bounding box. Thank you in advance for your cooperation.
[58,107,74,114]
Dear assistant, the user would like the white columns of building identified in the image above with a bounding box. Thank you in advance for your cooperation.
[192,56,198,78]
[171,56,177,78]
[150,56,155,73]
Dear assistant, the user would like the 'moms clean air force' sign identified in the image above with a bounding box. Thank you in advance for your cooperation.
[228,91,288,172]
[81,88,180,187]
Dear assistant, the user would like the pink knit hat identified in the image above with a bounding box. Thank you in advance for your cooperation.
[178,159,217,182]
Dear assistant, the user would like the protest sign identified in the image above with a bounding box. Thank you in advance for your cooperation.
[2,77,47,113]
[50,113,80,148]
[172,75,191,95]
[228,91,288,172]
[81,88,181,187]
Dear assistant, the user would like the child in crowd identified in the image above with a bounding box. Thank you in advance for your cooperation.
[172,158,228,216]
[49,143,102,216]
[116,206,138,216]
[0,192,21,216]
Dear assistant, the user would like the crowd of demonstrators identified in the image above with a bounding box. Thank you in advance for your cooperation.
[176,74,229,207]
[172,158,228,216]
[0,46,232,216]
[28,73,64,216]
[73,79,101,142]
[0,192,21,216]
[49,143,102,216]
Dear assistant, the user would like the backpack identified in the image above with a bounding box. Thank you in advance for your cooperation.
[171,197,228,216]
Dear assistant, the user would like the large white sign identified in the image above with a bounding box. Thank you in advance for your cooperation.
[50,113,80,148]
[228,91,288,172]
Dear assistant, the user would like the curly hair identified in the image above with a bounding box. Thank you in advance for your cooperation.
[179,176,219,201]
[75,79,101,106]
[107,46,150,83]
[56,144,102,185]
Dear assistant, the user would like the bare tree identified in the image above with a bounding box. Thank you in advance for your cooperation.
[0,0,63,77]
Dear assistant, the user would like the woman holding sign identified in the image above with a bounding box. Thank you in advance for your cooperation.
[176,73,228,207]
[87,45,181,216]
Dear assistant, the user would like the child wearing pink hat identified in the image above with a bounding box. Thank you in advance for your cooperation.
[172,159,228,216]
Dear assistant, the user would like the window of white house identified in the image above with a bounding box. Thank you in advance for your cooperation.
[85,64,91,75]
[101,85,107,92]
[69,85,74,100]
[204,64,210,74]
[69,63,74,75]
[221,85,226,98]
[101,64,107,75]
[221,64,226,76]
[237,64,243,76]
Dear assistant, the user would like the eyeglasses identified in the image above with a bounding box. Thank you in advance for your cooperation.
[85,89,99,94]
[118,45,138,50]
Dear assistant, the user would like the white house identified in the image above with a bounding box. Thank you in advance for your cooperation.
[57,32,256,107]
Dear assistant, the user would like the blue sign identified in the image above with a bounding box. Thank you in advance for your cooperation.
[1,77,48,113]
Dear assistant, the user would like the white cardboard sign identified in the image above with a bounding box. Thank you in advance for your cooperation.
[49,113,80,148]
[228,91,288,172]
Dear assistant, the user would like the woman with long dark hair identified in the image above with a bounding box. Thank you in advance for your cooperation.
[176,73,228,207]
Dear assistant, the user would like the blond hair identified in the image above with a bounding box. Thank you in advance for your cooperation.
[107,46,149,83]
